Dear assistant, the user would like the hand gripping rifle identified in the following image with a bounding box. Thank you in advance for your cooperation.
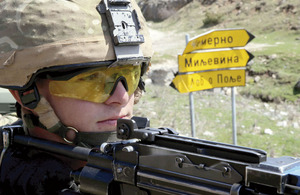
[1,117,300,195]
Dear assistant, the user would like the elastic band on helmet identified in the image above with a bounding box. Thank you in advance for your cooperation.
[18,83,40,109]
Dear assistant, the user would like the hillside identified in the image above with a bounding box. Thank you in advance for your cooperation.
[134,0,300,157]
[142,0,300,102]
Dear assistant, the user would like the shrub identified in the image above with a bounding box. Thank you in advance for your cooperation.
[202,12,223,27]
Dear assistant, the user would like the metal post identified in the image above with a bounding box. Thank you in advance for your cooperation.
[189,92,195,137]
[185,34,196,137]
[231,87,237,145]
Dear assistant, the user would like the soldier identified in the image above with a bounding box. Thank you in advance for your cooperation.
[0,0,152,194]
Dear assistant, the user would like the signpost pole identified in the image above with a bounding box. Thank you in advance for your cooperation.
[189,92,195,137]
[231,87,237,145]
[186,34,196,137]
[172,29,255,140]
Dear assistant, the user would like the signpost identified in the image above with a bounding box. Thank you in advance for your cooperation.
[178,49,254,73]
[183,29,255,53]
[171,29,255,145]
[172,69,246,93]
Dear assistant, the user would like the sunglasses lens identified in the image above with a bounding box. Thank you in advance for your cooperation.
[49,65,141,103]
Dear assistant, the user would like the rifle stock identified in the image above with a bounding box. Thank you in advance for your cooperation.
[1,118,300,195]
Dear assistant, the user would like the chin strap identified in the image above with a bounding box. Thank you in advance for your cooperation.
[22,96,120,148]
[74,131,119,148]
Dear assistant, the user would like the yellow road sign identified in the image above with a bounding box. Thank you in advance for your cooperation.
[171,69,246,93]
[183,29,255,54]
[178,49,253,73]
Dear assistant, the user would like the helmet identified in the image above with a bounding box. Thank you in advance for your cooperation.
[0,0,152,89]
[0,0,153,146]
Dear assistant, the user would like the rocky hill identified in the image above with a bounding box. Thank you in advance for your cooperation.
[137,0,300,103]
[139,0,299,31]
[132,0,300,157]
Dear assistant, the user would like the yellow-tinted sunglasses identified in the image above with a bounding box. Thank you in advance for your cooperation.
[49,65,141,103]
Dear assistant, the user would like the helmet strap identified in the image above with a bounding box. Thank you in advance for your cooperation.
[18,83,40,109]
[33,96,61,130]
[23,96,120,147]
[138,77,145,92]
[74,131,120,148]
[22,95,71,140]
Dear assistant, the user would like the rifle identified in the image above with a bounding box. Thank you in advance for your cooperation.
[1,117,300,195]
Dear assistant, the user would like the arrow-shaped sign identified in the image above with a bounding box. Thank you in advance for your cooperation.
[171,69,246,93]
[183,29,255,54]
[178,49,254,73]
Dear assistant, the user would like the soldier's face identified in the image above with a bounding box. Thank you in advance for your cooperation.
[37,79,135,133]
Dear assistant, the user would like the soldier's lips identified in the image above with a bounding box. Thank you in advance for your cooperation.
[96,115,127,129]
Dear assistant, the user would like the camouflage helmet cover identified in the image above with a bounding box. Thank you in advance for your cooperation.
[0,0,152,89]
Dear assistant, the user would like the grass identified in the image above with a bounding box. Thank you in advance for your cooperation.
[136,0,300,158]
[251,31,300,56]
[150,15,300,103]
[134,85,300,157]
[150,53,175,64]
[240,30,300,102]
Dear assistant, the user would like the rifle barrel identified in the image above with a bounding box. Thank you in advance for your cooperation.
[14,135,91,161]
